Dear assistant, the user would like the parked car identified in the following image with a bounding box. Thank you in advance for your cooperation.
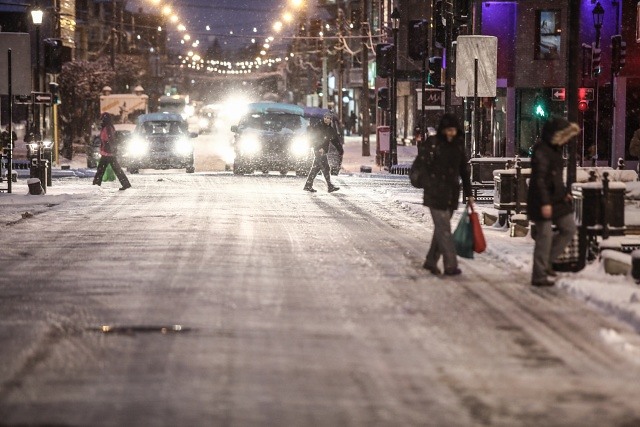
[231,103,312,176]
[121,113,197,174]
[303,107,344,175]
[87,123,136,168]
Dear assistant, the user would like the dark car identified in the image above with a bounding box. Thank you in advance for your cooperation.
[303,107,344,175]
[231,103,312,176]
[122,113,197,174]
[87,123,135,168]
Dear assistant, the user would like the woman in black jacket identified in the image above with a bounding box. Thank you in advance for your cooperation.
[528,117,580,287]
[419,114,473,276]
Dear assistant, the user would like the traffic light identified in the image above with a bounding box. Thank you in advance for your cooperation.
[309,19,323,50]
[408,19,428,61]
[429,56,443,87]
[591,42,602,77]
[376,43,393,78]
[377,87,389,110]
[49,82,60,105]
[578,100,589,112]
[533,95,548,119]
[433,0,445,49]
[44,38,63,74]
[611,35,627,75]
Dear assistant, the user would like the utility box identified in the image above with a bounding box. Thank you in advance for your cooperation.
[377,126,390,152]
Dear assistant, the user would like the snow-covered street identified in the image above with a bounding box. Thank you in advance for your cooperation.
[2,148,640,425]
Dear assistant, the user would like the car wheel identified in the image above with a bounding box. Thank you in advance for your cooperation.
[296,170,307,177]
[186,166,195,173]
[262,170,269,174]
[128,167,139,174]
[280,169,289,176]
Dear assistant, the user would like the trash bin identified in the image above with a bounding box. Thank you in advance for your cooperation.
[493,168,531,212]
[572,182,625,235]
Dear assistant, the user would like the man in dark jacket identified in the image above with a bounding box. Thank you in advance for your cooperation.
[528,117,580,287]
[304,112,344,193]
[419,114,473,276]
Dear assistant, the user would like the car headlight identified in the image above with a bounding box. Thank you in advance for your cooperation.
[127,137,148,157]
[174,137,193,156]
[290,137,310,157]
[239,135,261,155]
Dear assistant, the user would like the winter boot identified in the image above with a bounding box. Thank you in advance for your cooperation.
[328,184,340,193]
[532,278,555,287]
[303,185,317,193]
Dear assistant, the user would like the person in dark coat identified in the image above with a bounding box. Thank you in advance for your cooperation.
[419,113,473,276]
[528,117,580,287]
[92,113,131,190]
[304,112,344,193]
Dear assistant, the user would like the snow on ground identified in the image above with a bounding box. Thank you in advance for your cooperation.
[3,134,640,342]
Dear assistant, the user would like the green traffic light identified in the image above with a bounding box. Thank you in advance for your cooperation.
[535,104,546,118]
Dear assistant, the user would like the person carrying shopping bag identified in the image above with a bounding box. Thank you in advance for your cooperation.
[93,113,131,191]
[419,113,473,276]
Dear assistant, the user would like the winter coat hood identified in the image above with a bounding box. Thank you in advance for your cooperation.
[541,117,580,147]
[437,113,464,138]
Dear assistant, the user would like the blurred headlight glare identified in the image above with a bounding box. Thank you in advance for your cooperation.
[127,137,148,157]
[290,137,310,157]
[240,136,260,155]
[174,137,192,156]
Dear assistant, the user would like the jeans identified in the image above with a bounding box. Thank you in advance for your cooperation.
[93,156,131,188]
[305,153,332,188]
[532,213,577,283]
[426,208,457,271]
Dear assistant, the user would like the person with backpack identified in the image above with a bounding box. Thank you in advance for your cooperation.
[92,113,131,191]
[418,114,473,276]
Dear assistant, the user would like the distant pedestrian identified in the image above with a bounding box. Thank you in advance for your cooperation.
[0,124,17,149]
[92,113,131,191]
[349,111,357,135]
[419,113,473,276]
[304,112,343,193]
[528,117,580,287]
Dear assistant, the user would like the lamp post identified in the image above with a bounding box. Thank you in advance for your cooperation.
[390,7,400,167]
[592,1,604,165]
[31,4,43,139]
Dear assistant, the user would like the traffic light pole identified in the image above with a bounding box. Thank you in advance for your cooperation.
[566,0,581,186]
[360,0,371,156]
[390,29,398,167]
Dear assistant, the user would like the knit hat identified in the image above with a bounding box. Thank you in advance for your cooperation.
[541,117,580,146]
[437,113,464,136]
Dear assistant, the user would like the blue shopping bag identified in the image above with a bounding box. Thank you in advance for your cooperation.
[453,207,474,259]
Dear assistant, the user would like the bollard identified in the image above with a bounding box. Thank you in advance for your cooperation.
[617,158,625,170]
[632,250,640,284]
[27,178,43,195]
[514,157,522,214]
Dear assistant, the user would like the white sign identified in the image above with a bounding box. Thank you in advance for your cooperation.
[455,35,498,98]
[0,33,32,96]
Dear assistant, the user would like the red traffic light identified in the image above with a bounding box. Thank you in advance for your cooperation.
[578,100,589,112]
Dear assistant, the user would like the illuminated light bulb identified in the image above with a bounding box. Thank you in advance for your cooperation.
[162,5,171,15]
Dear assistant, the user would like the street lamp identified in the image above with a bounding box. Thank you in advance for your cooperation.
[592,1,604,46]
[31,4,43,139]
[390,7,400,167]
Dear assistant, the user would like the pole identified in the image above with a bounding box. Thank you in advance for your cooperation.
[594,26,601,165]
[444,0,452,112]
[35,24,40,137]
[390,27,398,166]
[53,102,59,165]
[422,54,427,145]
[7,49,13,194]
[566,0,580,186]
[473,57,479,157]
[110,0,116,69]
[321,53,328,109]
[360,0,370,156]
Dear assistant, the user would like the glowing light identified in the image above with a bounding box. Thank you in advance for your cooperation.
[177,24,186,31]
[273,21,283,32]
[260,50,266,55]
[184,34,191,41]
[162,5,172,15]
[263,43,270,49]
[206,25,211,31]
[290,0,304,8]
[283,12,293,23]
[149,0,161,5]
[170,15,179,23]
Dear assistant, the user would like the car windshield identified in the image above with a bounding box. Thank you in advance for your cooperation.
[242,113,302,132]
[140,121,185,135]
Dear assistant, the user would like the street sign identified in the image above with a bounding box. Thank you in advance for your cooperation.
[416,89,444,110]
[32,92,52,104]
[13,94,31,104]
[0,33,32,95]
[455,36,498,98]
[552,88,566,101]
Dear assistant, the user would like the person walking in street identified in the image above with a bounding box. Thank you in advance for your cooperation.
[528,117,580,287]
[420,113,473,276]
[304,112,344,193]
[93,113,131,191]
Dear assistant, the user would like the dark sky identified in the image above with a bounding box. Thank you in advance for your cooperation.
[129,0,303,52]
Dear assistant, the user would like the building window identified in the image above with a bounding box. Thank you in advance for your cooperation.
[535,10,561,60]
